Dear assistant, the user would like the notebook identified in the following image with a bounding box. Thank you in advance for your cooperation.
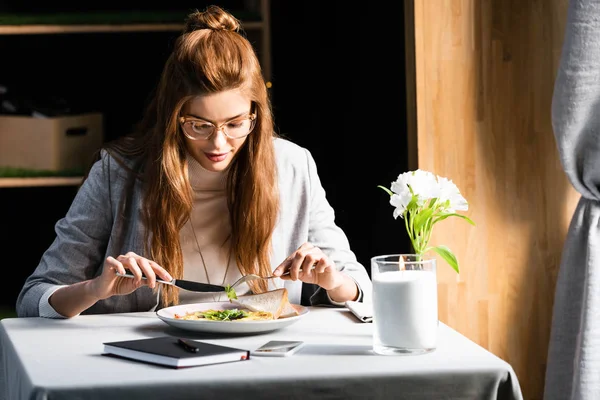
[103,336,250,368]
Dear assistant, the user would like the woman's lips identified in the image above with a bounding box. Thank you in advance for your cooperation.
[204,152,229,162]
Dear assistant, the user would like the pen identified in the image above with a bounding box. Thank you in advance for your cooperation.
[178,338,200,353]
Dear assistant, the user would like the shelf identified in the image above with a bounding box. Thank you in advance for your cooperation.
[0,177,82,188]
[0,10,264,35]
[0,21,264,35]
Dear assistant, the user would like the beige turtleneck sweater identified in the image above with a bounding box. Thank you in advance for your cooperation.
[178,154,278,304]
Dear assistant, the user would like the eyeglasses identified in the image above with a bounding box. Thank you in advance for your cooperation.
[178,113,257,140]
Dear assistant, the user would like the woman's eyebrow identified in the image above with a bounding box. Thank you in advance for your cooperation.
[186,111,248,123]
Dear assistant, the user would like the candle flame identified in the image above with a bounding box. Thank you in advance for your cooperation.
[399,255,406,271]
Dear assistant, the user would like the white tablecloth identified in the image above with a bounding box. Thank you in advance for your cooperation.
[0,307,523,400]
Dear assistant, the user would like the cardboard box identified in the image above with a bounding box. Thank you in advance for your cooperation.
[0,112,104,172]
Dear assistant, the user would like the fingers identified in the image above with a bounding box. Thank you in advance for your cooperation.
[275,243,334,282]
[272,243,309,277]
[109,252,171,289]
[116,253,151,286]
[105,256,125,276]
[138,257,157,288]
[285,244,316,281]
[272,259,289,277]
[148,260,173,282]
[313,257,329,275]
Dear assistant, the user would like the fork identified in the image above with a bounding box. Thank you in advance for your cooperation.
[229,274,278,290]
[230,266,316,289]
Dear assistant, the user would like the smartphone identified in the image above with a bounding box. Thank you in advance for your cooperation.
[251,340,305,357]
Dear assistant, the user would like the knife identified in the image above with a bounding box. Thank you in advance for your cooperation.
[116,272,225,293]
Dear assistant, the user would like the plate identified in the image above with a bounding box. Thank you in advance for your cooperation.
[156,301,309,334]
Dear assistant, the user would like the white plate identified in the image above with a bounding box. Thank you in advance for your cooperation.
[156,301,309,334]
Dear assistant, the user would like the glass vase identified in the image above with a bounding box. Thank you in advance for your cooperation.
[371,254,438,355]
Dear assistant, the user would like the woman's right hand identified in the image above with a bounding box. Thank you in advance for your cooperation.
[91,252,172,300]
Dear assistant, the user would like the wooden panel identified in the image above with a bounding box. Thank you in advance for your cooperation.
[408,0,575,398]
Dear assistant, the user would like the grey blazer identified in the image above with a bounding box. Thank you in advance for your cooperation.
[16,137,372,317]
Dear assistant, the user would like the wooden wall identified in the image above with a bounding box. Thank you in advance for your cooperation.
[406,0,576,399]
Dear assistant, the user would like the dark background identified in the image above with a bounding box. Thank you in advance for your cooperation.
[0,1,409,310]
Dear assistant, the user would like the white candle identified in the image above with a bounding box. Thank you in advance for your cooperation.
[372,269,438,351]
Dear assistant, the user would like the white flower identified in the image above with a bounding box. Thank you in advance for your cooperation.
[378,169,475,274]
[389,169,440,216]
[390,191,412,219]
[437,177,469,212]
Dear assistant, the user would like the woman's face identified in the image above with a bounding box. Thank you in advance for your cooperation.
[181,90,254,172]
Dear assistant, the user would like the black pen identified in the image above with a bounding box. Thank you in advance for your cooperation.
[178,338,200,353]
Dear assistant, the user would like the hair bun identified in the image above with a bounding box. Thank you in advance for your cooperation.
[184,5,241,33]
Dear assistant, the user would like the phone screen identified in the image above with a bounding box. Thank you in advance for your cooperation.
[252,340,304,357]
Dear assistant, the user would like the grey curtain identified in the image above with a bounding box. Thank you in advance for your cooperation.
[546,0,600,399]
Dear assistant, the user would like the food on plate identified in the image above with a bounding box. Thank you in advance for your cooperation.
[174,308,273,321]
[280,300,300,319]
[172,288,300,322]
[224,284,238,300]
[231,288,299,319]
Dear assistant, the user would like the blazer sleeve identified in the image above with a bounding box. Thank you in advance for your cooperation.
[15,153,114,317]
[302,148,373,305]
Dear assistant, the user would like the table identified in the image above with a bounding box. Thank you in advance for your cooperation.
[0,307,523,400]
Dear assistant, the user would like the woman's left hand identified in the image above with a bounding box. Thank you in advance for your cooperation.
[272,243,345,291]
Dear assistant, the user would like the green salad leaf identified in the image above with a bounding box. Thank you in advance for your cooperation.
[224,284,238,300]
[199,309,248,321]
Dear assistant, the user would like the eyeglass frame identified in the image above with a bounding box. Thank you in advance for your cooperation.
[178,112,257,140]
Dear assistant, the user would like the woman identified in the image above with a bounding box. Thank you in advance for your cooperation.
[16,5,371,318]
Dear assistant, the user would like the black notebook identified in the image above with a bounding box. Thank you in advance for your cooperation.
[103,336,250,368]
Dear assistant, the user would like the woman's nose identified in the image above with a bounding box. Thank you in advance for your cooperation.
[210,128,228,145]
